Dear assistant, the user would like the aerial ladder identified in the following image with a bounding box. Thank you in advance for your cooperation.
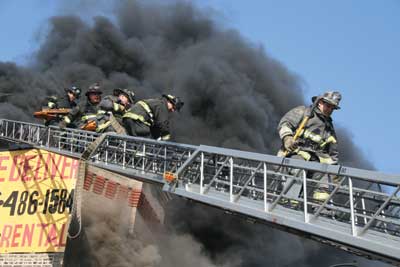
[0,118,399,266]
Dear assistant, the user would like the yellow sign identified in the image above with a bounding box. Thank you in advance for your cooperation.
[0,149,78,253]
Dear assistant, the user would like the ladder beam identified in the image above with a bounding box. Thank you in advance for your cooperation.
[1,118,400,265]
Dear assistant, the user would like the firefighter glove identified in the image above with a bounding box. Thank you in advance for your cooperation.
[283,135,298,152]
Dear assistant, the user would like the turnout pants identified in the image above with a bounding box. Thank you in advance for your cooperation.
[278,152,331,202]
[123,119,152,138]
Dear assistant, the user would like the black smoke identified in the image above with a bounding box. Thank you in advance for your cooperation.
[0,0,384,266]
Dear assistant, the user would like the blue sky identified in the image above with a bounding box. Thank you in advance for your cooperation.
[0,1,399,174]
[194,0,400,175]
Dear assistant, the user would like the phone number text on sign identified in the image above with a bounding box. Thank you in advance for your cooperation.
[0,189,74,216]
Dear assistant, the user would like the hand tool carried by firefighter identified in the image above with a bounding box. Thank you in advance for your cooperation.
[283,96,321,157]
[33,108,71,121]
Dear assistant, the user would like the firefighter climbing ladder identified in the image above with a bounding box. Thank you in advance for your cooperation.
[1,119,400,266]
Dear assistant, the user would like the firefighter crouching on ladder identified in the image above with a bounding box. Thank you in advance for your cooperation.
[39,86,81,126]
[122,94,184,140]
[277,91,342,203]
[96,88,135,133]
[59,83,102,130]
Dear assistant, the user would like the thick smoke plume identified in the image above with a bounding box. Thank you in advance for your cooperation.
[65,193,230,267]
[0,0,384,266]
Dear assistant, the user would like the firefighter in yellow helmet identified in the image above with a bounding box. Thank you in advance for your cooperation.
[277,91,342,203]
[123,94,184,140]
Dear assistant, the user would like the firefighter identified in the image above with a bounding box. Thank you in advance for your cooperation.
[58,86,81,109]
[42,86,81,110]
[277,91,342,203]
[122,94,184,140]
[60,83,102,130]
[96,88,135,133]
[40,86,81,126]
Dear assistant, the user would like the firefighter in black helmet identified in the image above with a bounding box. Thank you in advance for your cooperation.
[107,88,135,118]
[96,88,135,133]
[60,83,102,130]
[123,93,184,140]
[60,86,81,109]
[42,86,81,110]
[40,86,81,126]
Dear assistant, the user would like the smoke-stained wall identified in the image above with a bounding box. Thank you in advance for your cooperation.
[0,1,382,266]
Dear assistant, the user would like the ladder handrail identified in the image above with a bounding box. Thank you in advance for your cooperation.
[1,118,400,266]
